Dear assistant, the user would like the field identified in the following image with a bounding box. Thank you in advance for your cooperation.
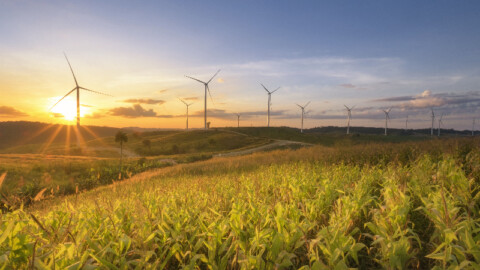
[1,135,480,269]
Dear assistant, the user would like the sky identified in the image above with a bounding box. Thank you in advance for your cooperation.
[1,0,480,130]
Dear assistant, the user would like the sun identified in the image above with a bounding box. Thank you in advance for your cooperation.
[48,96,89,121]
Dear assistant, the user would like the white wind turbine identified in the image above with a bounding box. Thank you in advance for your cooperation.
[437,113,444,136]
[405,115,409,131]
[236,113,241,128]
[382,108,392,136]
[344,105,355,134]
[185,70,221,129]
[179,98,193,130]
[472,118,476,136]
[50,53,112,127]
[261,84,280,127]
[296,101,310,133]
[430,108,435,136]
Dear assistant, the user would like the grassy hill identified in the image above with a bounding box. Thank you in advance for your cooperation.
[0,121,124,151]
[2,137,479,268]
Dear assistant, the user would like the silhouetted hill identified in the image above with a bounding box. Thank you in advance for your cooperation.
[307,126,475,136]
[0,121,125,150]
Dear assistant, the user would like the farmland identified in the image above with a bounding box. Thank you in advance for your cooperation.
[1,135,480,269]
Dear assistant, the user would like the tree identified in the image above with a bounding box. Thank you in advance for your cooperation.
[115,130,128,170]
[142,139,151,150]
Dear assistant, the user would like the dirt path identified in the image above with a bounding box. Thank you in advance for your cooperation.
[83,147,140,158]
[214,140,313,158]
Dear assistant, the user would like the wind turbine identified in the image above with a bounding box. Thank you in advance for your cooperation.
[430,108,435,136]
[344,105,354,134]
[236,113,241,128]
[296,101,310,133]
[382,108,392,136]
[179,98,193,130]
[185,70,221,129]
[437,113,444,136]
[50,53,112,127]
[472,118,476,136]
[405,115,408,131]
[261,84,280,127]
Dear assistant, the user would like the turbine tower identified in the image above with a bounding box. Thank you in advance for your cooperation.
[236,113,241,128]
[430,108,435,136]
[261,84,280,127]
[179,98,193,130]
[296,101,310,133]
[472,118,476,136]
[344,105,354,134]
[50,53,112,127]
[405,115,408,131]
[437,113,444,136]
[185,70,221,129]
[382,108,392,136]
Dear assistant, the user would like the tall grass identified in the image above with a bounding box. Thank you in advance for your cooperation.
[0,137,479,268]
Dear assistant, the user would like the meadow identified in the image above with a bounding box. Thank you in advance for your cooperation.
[1,136,479,269]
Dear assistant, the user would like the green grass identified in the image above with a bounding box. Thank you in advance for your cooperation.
[0,129,272,158]
[1,137,480,268]
[223,126,428,146]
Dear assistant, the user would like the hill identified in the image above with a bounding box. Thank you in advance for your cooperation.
[2,137,479,268]
[0,121,124,150]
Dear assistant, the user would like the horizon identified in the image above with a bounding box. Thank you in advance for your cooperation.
[1,1,480,130]
[1,120,477,134]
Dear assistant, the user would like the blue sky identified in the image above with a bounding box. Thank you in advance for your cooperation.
[1,1,480,129]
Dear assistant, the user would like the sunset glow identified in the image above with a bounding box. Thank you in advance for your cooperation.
[48,96,90,122]
[1,1,480,130]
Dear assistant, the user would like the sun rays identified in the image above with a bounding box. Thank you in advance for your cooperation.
[23,124,108,156]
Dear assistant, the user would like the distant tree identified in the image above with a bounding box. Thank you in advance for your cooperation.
[142,139,151,150]
[171,144,179,154]
[115,130,128,169]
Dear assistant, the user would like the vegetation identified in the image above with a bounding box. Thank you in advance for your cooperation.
[115,131,128,169]
[0,137,479,268]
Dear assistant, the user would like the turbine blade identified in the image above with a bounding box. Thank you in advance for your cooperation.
[50,87,76,110]
[296,103,302,109]
[185,75,206,84]
[207,69,221,84]
[344,104,349,110]
[261,83,270,93]
[64,52,79,87]
[304,101,311,108]
[79,87,113,96]
[178,98,188,105]
[271,87,280,94]
[207,85,215,105]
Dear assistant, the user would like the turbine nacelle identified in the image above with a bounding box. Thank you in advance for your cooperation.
[50,53,112,126]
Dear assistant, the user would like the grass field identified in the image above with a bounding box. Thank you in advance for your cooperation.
[1,137,479,268]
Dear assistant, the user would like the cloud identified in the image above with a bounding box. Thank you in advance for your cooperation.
[420,90,431,97]
[339,83,356,88]
[367,90,480,120]
[189,109,288,120]
[372,96,415,102]
[81,104,94,108]
[157,89,168,94]
[217,78,225,83]
[121,99,166,105]
[109,104,158,118]
[84,112,105,119]
[0,106,28,117]
[374,90,479,109]
[182,96,199,101]
[50,112,64,118]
